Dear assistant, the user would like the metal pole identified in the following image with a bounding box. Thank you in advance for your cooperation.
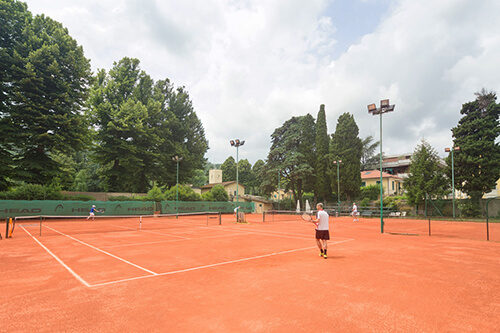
[336,161,340,208]
[277,169,281,211]
[236,145,239,220]
[451,149,455,218]
[176,160,179,216]
[379,113,384,233]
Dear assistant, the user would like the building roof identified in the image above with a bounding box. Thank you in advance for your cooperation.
[361,170,403,180]
[201,181,244,190]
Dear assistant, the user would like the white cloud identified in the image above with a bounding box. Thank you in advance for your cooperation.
[24,0,500,164]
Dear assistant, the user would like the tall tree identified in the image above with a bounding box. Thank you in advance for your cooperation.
[360,135,380,171]
[88,57,208,192]
[330,113,362,202]
[315,104,331,202]
[404,139,449,205]
[451,89,500,210]
[221,156,236,182]
[265,115,316,204]
[1,2,92,185]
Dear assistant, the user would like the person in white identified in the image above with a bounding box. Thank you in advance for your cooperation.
[352,202,358,222]
[313,203,330,259]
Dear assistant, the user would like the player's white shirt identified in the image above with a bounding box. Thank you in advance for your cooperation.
[316,210,329,230]
[352,204,357,212]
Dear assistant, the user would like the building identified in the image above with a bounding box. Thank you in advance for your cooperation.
[201,181,246,202]
[361,170,403,196]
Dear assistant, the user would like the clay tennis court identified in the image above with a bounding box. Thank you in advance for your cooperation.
[2,214,500,332]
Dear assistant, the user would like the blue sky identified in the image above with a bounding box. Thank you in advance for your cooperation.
[25,0,500,165]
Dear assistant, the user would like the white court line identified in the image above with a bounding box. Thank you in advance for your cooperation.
[22,226,91,288]
[42,224,158,275]
[89,238,355,288]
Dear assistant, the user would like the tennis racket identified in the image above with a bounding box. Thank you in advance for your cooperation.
[98,209,105,213]
[301,213,317,225]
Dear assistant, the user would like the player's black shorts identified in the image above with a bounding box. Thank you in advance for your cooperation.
[315,230,330,240]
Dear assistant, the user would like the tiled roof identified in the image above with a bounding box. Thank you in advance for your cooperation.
[361,170,402,180]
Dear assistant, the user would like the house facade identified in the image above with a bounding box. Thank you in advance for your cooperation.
[361,170,403,196]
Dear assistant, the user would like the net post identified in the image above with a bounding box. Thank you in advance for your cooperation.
[428,217,431,236]
[8,218,13,237]
[140,216,142,230]
[5,217,9,238]
[206,212,208,227]
[263,211,265,222]
[219,212,222,225]
[40,216,42,236]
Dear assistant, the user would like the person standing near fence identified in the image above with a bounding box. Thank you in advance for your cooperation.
[313,203,330,259]
[352,202,358,222]
[87,205,96,221]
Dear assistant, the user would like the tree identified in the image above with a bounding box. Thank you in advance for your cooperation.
[1,2,92,185]
[360,135,380,171]
[88,57,208,192]
[330,113,362,202]
[404,139,449,205]
[264,115,316,204]
[221,156,236,182]
[315,104,331,202]
[451,89,500,213]
[211,184,229,201]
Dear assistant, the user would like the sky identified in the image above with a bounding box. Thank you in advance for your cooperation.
[25,0,500,165]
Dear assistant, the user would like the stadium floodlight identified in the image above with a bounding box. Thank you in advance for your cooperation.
[445,146,460,218]
[172,156,183,216]
[368,99,396,233]
[333,160,342,211]
[230,139,245,219]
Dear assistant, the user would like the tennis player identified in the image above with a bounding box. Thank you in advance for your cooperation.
[313,203,330,259]
[86,205,96,221]
[352,202,358,222]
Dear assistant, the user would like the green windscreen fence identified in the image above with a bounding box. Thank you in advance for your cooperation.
[0,200,255,219]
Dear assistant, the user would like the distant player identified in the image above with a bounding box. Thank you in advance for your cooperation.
[86,205,96,221]
[312,203,330,259]
[352,202,358,222]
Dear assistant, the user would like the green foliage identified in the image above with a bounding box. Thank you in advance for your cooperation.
[210,184,229,202]
[451,89,500,206]
[62,193,95,201]
[264,115,316,204]
[404,139,449,205]
[201,191,214,201]
[88,58,208,193]
[0,184,63,200]
[164,185,201,201]
[330,113,362,201]
[361,136,380,171]
[315,104,331,201]
[145,186,165,202]
[459,199,481,218]
[359,184,380,200]
[1,3,92,185]
[189,169,207,187]
[221,156,236,182]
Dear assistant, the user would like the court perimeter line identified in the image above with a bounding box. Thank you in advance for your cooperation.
[22,226,91,288]
[42,224,158,276]
[90,238,355,288]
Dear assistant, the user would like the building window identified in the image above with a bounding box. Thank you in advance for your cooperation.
[361,182,366,187]
[392,181,394,190]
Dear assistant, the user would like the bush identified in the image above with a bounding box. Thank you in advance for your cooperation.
[0,184,64,200]
[359,185,380,201]
[62,194,95,201]
[164,185,201,201]
[145,186,165,202]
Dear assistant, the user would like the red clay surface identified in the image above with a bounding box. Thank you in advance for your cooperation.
[2,215,500,332]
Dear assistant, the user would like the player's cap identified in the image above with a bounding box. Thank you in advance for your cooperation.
[92,205,96,207]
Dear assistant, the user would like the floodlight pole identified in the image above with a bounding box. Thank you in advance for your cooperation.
[333,160,342,210]
[230,139,245,219]
[445,146,460,218]
[277,168,281,211]
[368,99,395,233]
[172,156,182,216]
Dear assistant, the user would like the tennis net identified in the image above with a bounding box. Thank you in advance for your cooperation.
[13,212,221,236]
